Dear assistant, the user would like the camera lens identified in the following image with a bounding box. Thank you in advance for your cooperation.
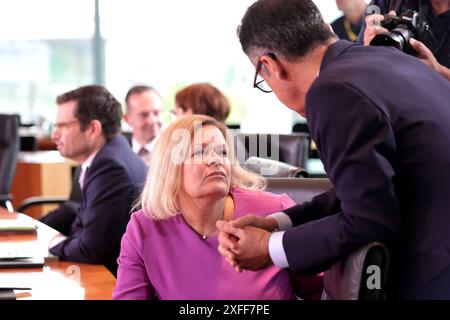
[370,27,413,51]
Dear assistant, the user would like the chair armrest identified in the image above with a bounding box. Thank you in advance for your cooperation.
[322,241,391,300]
[244,156,309,178]
[17,196,68,213]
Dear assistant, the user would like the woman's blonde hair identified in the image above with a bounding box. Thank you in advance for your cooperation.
[137,114,265,220]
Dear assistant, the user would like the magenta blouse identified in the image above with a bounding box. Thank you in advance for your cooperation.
[113,187,296,300]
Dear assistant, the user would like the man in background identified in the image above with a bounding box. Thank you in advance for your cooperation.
[124,85,164,163]
[359,0,450,81]
[331,0,367,41]
[42,85,147,275]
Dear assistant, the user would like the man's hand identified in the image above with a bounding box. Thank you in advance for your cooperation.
[48,233,67,249]
[217,221,273,272]
[228,214,278,232]
[409,38,450,81]
[363,10,396,45]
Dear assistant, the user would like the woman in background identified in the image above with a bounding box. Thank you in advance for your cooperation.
[174,83,230,122]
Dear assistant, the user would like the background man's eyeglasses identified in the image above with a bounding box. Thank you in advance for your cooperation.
[53,120,80,131]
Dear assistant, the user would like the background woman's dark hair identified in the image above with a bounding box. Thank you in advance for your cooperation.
[175,83,230,122]
[56,85,122,140]
[238,0,336,59]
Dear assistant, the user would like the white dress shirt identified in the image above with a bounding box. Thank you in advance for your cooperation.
[131,137,157,163]
[268,211,294,268]
[79,150,99,189]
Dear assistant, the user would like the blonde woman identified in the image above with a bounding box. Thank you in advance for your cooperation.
[113,115,296,300]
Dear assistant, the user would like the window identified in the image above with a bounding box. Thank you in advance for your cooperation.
[0,0,94,126]
[0,0,344,133]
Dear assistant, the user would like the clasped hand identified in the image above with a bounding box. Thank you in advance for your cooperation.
[216,214,278,272]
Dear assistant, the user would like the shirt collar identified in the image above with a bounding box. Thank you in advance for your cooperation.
[131,136,156,154]
[81,149,99,171]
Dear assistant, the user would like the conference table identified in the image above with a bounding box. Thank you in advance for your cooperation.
[0,207,116,300]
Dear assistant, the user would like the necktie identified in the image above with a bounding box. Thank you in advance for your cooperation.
[138,147,151,163]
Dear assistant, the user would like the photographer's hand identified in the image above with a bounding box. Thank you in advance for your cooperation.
[363,10,396,45]
[410,38,450,81]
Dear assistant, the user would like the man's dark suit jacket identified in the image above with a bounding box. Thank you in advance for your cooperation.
[283,40,450,299]
[39,166,82,236]
[41,134,147,275]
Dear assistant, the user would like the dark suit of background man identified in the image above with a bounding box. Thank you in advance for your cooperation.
[358,0,450,81]
[41,85,147,275]
[217,0,450,299]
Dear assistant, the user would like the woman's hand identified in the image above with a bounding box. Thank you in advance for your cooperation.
[217,221,272,272]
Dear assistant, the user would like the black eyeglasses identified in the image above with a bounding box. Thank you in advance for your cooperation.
[253,53,276,93]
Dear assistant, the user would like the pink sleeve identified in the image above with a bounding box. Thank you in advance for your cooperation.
[279,193,296,211]
[112,214,155,300]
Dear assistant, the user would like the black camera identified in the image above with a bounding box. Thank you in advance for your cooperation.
[370,10,429,52]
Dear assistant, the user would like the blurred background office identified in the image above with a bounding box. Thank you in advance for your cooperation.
[331,0,367,42]
[0,0,369,136]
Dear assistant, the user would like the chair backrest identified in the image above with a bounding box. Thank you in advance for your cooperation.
[244,157,308,178]
[17,165,83,214]
[267,178,391,300]
[234,133,310,169]
[265,177,332,204]
[265,177,331,300]
[20,136,38,151]
[292,122,310,134]
[265,178,390,300]
[0,114,20,204]
[322,241,391,300]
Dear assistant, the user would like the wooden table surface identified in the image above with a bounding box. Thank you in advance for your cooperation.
[0,208,116,300]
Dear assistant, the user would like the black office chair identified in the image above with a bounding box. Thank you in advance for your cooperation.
[17,166,82,214]
[265,177,330,299]
[0,114,20,212]
[234,133,310,169]
[292,122,319,159]
[292,122,310,134]
[19,136,38,151]
[266,177,331,203]
[226,123,241,130]
[265,178,390,300]
[322,241,391,300]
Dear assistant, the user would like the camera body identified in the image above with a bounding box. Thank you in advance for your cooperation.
[370,10,429,52]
